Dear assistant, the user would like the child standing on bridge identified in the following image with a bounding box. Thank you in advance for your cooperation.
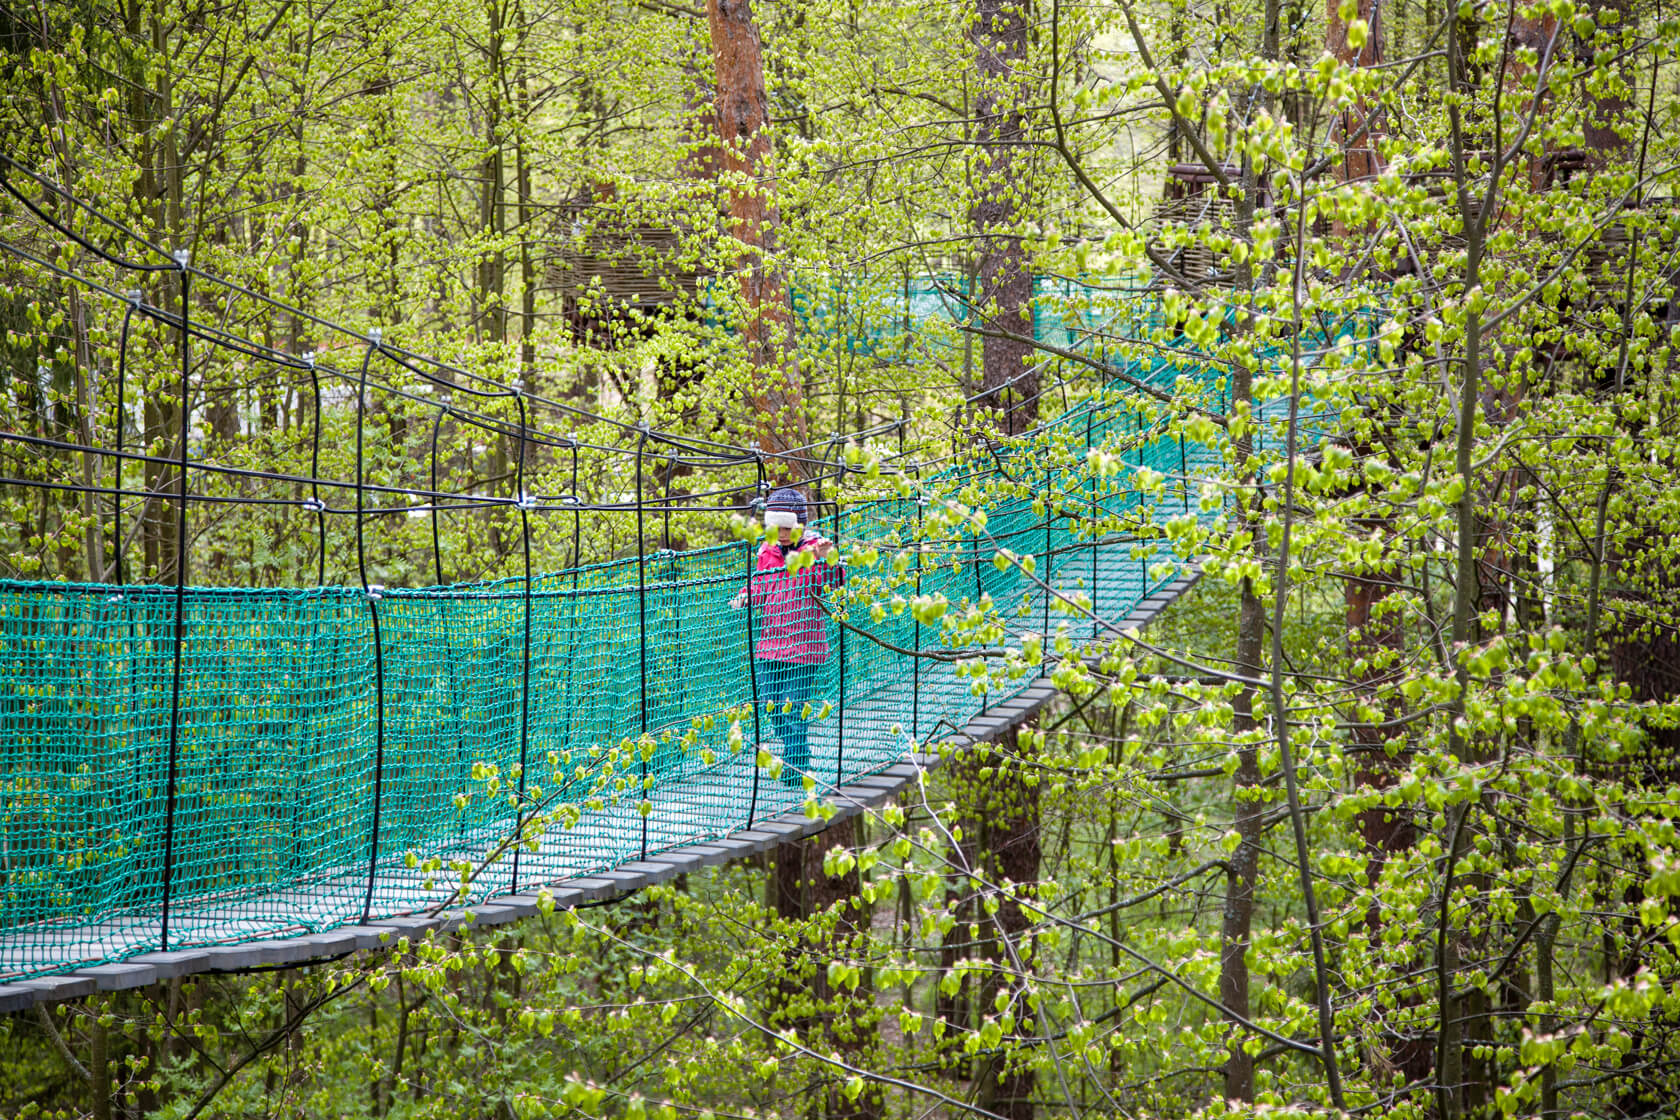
[731,488,844,786]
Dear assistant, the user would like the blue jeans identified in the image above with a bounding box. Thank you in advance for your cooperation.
[762,660,819,771]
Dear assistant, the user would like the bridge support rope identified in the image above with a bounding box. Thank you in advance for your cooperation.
[158,253,190,953]
[356,333,390,926]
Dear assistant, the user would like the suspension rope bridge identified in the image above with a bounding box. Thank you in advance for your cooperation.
[0,160,1366,1011]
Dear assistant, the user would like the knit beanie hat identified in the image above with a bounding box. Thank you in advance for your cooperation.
[766,487,808,524]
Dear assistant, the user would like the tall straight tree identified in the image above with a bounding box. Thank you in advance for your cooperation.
[969,0,1036,433]
[706,0,805,477]
[956,10,1040,1112]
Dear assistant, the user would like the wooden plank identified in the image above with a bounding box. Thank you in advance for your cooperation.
[15,974,98,1002]
[590,869,648,894]
[480,895,550,920]
[541,888,586,910]
[0,985,36,1014]
[333,925,406,952]
[762,814,824,838]
[443,905,517,930]
[193,945,268,972]
[822,800,867,823]
[238,940,319,968]
[663,844,736,869]
[752,820,805,840]
[82,963,157,992]
[126,950,212,981]
[553,878,619,902]
[614,860,684,886]
[641,850,708,875]
[371,917,441,944]
[289,931,362,960]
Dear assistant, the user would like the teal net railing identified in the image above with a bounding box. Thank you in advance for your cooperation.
[0,353,1228,980]
[719,272,1177,357]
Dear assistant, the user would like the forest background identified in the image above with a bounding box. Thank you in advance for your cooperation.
[3,0,1680,1116]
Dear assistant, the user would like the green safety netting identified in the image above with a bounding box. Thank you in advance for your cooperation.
[0,302,1378,980]
[706,272,1177,356]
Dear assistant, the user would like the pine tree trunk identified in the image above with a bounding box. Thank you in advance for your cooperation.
[707,0,806,477]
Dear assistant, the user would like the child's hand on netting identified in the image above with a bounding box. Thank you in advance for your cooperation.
[730,589,747,610]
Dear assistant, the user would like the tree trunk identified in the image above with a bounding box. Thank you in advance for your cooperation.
[1217,3,1276,1074]
[958,8,1041,1097]
[515,25,537,386]
[1325,0,1384,187]
[772,816,880,1120]
[969,0,1036,435]
[478,0,510,558]
[1221,543,1264,1103]
[973,727,1040,1120]
[707,0,805,478]
[1344,508,1432,1083]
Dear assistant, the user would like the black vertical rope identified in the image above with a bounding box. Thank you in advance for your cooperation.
[911,467,923,745]
[115,294,142,839]
[666,547,686,717]
[1041,459,1052,680]
[663,453,675,550]
[112,294,140,587]
[1136,410,1148,594]
[293,599,324,879]
[814,439,827,519]
[306,351,325,585]
[744,456,767,827]
[569,442,581,571]
[427,401,470,844]
[635,427,651,860]
[431,403,447,586]
[158,252,190,952]
[1087,408,1097,614]
[511,391,533,892]
[833,449,847,788]
[355,332,388,924]
[902,268,911,338]
[562,441,581,754]
[973,440,986,607]
[1179,429,1190,514]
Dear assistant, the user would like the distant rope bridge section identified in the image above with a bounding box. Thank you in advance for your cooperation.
[0,156,1373,1006]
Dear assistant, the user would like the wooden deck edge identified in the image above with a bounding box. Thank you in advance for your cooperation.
[1,568,1201,1013]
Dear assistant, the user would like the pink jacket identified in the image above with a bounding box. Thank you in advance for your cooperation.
[749,533,844,663]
